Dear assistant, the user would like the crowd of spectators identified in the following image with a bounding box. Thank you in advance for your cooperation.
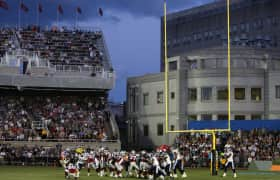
[0,143,61,166]
[20,26,104,66]
[0,28,16,57]
[0,129,279,168]
[0,96,110,141]
[0,26,106,67]
[175,129,280,168]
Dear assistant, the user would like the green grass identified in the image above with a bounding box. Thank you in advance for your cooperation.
[0,166,279,180]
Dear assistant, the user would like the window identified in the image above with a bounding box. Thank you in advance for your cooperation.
[253,21,257,29]
[188,88,197,101]
[209,31,213,40]
[251,114,262,120]
[129,87,138,112]
[157,124,163,136]
[235,115,245,120]
[143,125,149,136]
[169,61,177,71]
[251,88,261,101]
[157,91,164,104]
[132,118,137,144]
[216,29,220,38]
[201,114,212,120]
[183,36,187,43]
[232,25,237,32]
[235,88,245,100]
[171,92,175,99]
[266,17,271,25]
[143,93,149,106]
[170,125,175,131]
[201,59,206,69]
[217,87,228,100]
[240,23,245,31]
[218,114,228,120]
[167,40,171,46]
[201,87,212,101]
[172,39,177,46]
[245,23,250,32]
[188,115,197,120]
[272,17,278,26]
[193,33,197,40]
[276,86,280,99]
[204,31,209,40]
[190,60,198,69]
[257,19,263,29]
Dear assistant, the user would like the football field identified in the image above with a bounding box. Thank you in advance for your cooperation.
[0,166,279,180]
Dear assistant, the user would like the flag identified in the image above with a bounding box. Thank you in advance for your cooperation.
[58,4,63,14]
[20,2,29,12]
[0,0,8,10]
[77,7,82,14]
[38,3,42,13]
[98,7,103,16]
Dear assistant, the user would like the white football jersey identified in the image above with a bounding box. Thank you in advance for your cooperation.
[225,151,234,162]
[152,157,159,166]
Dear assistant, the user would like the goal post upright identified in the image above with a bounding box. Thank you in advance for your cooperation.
[164,0,169,134]
[163,0,232,133]
[227,0,231,132]
[163,0,232,176]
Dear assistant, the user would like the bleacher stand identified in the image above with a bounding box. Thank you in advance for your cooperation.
[0,25,119,167]
[0,26,106,67]
[0,96,109,141]
[175,129,280,168]
[0,143,61,166]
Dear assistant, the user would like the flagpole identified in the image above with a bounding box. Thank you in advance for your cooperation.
[36,2,39,26]
[75,10,78,28]
[57,8,59,27]
[18,0,21,29]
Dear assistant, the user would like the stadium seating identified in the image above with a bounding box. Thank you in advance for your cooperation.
[0,143,60,166]
[0,129,278,168]
[0,28,15,57]
[0,96,110,141]
[175,129,280,168]
[0,26,105,66]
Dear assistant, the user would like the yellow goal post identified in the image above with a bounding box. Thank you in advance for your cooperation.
[164,0,232,134]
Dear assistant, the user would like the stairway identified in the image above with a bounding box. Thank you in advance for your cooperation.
[10,29,21,49]
[0,105,6,127]
[104,115,113,140]
[104,110,120,140]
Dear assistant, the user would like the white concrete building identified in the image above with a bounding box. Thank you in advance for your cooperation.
[127,47,280,148]
[127,0,280,148]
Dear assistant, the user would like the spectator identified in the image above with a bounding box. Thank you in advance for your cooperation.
[0,96,110,141]
[175,129,280,167]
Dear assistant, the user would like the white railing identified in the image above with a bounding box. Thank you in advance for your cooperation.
[50,64,115,79]
[0,25,102,33]
[51,64,103,73]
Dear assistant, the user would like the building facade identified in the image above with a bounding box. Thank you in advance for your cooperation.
[127,0,280,148]
[161,0,280,71]
[127,47,280,148]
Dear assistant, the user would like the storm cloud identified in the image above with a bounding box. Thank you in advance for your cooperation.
[0,0,215,25]
[0,0,215,102]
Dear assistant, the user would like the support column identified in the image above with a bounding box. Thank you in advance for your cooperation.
[211,131,218,176]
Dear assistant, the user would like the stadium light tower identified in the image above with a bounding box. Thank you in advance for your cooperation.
[163,0,232,176]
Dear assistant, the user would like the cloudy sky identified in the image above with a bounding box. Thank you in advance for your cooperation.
[0,0,214,102]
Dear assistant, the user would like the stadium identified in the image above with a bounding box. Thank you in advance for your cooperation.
[0,0,280,180]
